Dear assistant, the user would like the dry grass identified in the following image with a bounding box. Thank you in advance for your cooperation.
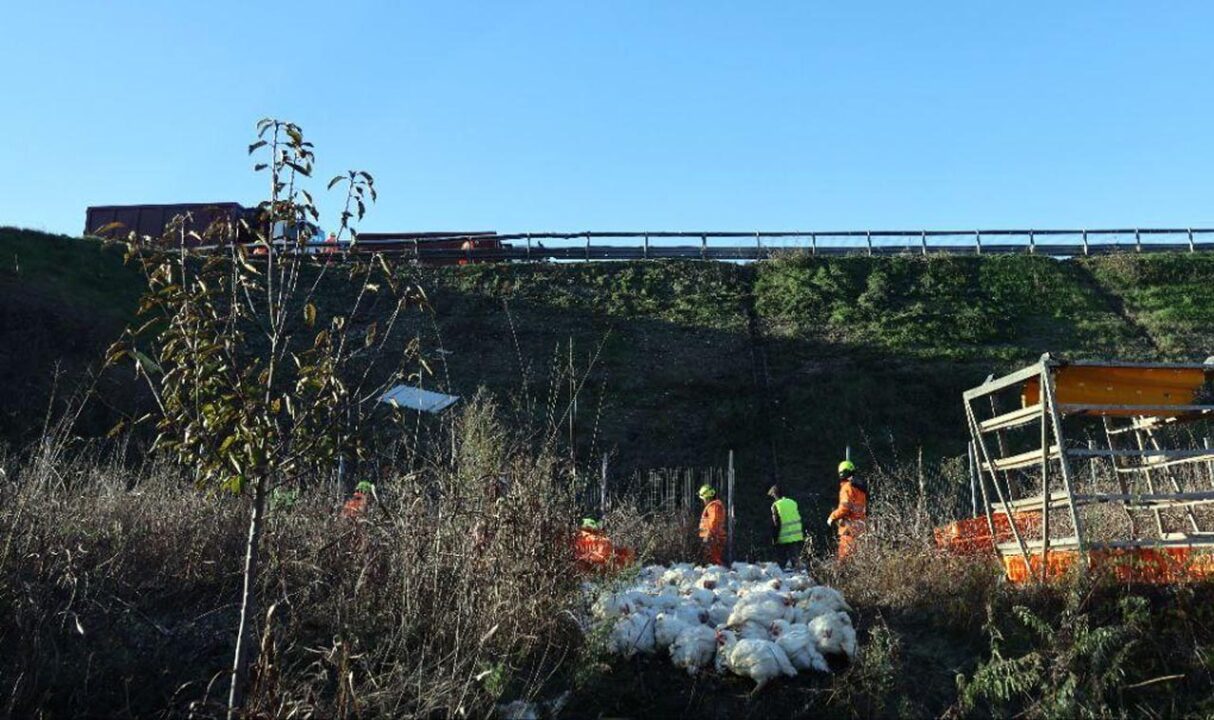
[0,398,596,719]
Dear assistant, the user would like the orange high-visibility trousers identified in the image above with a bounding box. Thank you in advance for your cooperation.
[837,520,865,560]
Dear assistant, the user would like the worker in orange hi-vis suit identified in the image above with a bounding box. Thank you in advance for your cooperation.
[698,485,727,566]
[573,518,635,574]
[827,460,868,560]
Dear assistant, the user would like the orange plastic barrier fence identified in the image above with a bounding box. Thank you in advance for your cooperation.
[934,512,1042,555]
[1003,547,1214,584]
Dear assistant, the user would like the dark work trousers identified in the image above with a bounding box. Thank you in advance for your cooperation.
[774,541,803,568]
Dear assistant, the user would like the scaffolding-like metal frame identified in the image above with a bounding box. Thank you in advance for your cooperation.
[964,355,1214,580]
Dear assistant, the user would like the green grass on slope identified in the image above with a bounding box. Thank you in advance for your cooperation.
[1081,253,1214,358]
[754,254,1146,361]
[0,226,142,325]
[431,261,750,331]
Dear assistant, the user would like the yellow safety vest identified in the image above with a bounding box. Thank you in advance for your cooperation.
[773,497,804,544]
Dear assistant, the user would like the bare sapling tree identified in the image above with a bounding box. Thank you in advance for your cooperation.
[107,119,425,718]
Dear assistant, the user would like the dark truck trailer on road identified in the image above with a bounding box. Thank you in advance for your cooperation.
[85,202,257,245]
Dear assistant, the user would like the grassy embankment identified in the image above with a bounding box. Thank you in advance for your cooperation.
[4,227,1214,717]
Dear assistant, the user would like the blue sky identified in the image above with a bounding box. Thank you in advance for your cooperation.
[4,1,1213,236]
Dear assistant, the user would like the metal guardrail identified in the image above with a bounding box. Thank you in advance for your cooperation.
[205,227,1214,262]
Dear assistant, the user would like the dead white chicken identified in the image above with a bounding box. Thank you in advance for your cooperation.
[808,611,857,661]
[724,638,797,690]
[770,619,829,672]
[608,610,657,658]
[669,624,717,675]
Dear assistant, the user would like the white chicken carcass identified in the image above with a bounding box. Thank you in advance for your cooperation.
[787,574,813,592]
[724,638,797,690]
[795,586,852,623]
[714,629,738,674]
[731,562,764,582]
[654,611,690,649]
[770,619,829,672]
[688,587,715,607]
[660,564,697,588]
[707,602,733,627]
[734,620,773,641]
[809,611,857,661]
[759,562,786,580]
[593,590,644,620]
[669,624,717,675]
[608,610,657,658]
[727,590,792,627]
[806,586,852,612]
[645,587,682,613]
[695,566,728,590]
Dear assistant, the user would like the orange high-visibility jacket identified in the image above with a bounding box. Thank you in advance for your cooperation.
[828,480,867,531]
[700,499,726,542]
[342,491,369,519]
[573,529,635,572]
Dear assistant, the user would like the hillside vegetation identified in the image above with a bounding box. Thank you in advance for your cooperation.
[4,227,1214,528]
[4,226,1214,718]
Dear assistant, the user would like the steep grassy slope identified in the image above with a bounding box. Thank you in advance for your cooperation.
[0,227,143,444]
[3,227,1212,538]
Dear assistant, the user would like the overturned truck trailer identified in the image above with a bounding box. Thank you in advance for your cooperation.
[943,354,1214,583]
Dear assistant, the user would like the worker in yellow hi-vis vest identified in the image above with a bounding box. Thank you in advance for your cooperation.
[767,484,804,568]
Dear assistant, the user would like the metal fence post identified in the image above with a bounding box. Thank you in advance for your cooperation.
[585,232,591,261]
[975,231,982,255]
[643,233,649,259]
[1206,437,1213,490]
[701,234,707,260]
[921,230,928,256]
[866,231,873,256]
[755,231,761,258]
[600,454,609,516]
[1082,229,1089,256]
[1135,228,1142,253]
[1029,230,1036,254]
[1189,228,1196,254]
[526,233,532,261]
[968,442,978,517]
[727,450,736,566]
[811,233,817,256]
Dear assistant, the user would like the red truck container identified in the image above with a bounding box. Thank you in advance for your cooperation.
[85,202,256,246]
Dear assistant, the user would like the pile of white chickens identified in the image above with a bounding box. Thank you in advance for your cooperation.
[588,561,856,690]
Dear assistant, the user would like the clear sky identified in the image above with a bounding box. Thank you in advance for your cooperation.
[4,1,1214,237]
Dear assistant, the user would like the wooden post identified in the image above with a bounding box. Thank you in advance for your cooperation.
[727,451,736,566]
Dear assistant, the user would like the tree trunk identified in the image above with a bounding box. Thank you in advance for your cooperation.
[228,476,267,719]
